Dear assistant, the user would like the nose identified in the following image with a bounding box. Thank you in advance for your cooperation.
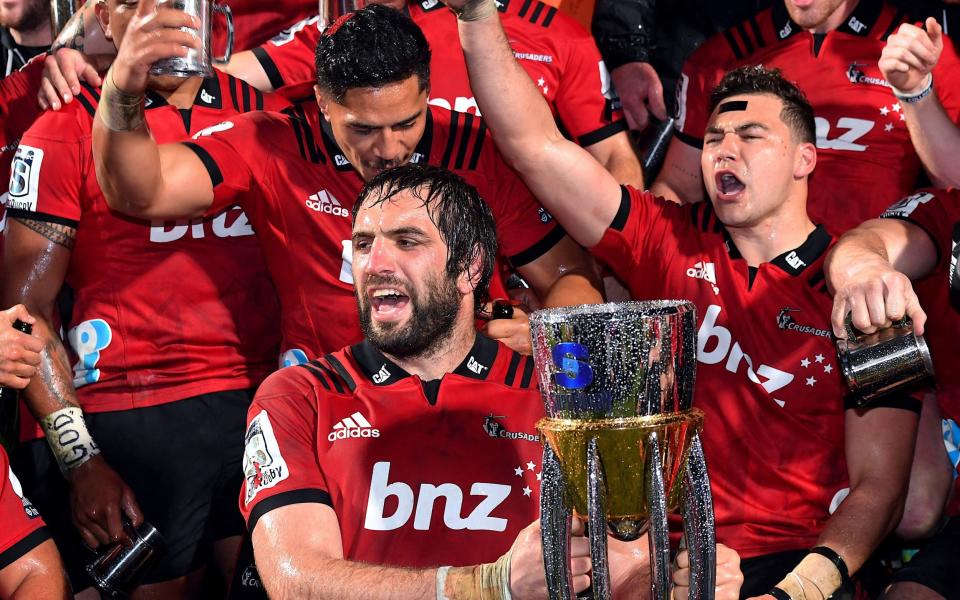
[363,236,397,277]
[373,129,404,163]
[714,132,739,162]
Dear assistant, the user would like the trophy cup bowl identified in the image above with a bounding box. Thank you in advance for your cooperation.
[530,301,715,600]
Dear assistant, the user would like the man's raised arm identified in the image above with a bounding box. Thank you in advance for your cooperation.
[91,0,214,220]
[449,0,622,247]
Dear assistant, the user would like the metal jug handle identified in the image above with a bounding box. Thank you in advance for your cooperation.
[843,313,911,344]
[213,3,234,64]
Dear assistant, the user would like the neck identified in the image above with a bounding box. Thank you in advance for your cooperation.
[807,0,859,34]
[9,23,52,47]
[154,76,204,109]
[385,304,478,381]
[726,190,816,267]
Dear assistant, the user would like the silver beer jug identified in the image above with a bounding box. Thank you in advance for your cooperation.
[151,0,234,78]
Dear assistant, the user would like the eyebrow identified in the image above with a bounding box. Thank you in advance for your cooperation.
[349,109,423,130]
[352,225,431,241]
[705,122,770,135]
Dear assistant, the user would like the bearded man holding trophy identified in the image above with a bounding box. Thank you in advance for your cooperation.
[448,1,921,597]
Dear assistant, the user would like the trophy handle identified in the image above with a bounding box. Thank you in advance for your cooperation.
[681,432,716,600]
[645,431,672,600]
[541,444,575,600]
[586,438,611,600]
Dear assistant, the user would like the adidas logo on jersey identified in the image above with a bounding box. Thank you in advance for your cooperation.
[328,411,380,442]
[306,190,349,218]
[686,261,720,295]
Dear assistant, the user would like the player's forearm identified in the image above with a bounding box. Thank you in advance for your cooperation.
[586,134,644,188]
[262,556,435,600]
[903,93,960,187]
[539,272,605,308]
[823,224,892,293]
[219,50,274,92]
[92,105,166,219]
[456,3,566,171]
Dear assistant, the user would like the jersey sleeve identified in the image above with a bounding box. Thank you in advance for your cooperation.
[553,33,628,146]
[252,15,320,91]
[0,447,49,570]
[485,151,567,267]
[590,185,682,292]
[879,189,955,272]
[0,54,45,148]
[240,367,332,534]
[674,35,730,146]
[4,106,89,224]
[181,112,271,215]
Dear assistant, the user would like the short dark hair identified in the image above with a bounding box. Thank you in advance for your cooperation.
[708,65,816,144]
[353,164,498,306]
[315,4,431,103]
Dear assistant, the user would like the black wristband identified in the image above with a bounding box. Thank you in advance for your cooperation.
[768,587,792,600]
[809,546,850,587]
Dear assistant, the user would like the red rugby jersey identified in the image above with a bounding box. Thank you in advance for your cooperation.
[880,188,960,514]
[240,334,544,566]
[211,0,317,53]
[674,0,960,235]
[3,72,285,413]
[592,186,851,558]
[184,102,564,362]
[0,445,48,570]
[252,2,626,145]
[0,54,45,257]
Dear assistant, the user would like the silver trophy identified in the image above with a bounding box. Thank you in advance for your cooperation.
[530,301,715,600]
[150,0,233,78]
[320,0,366,28]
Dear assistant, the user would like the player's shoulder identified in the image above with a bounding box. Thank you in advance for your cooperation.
[257,353,357,402]
[25,82,99,139]
[487,341,540,392]
[215,71,291,113]
[688,8,777,69]
[499,0,584,36]
[428,105,491,172]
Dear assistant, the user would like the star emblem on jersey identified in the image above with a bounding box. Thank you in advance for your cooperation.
[510,462,539,500]
[806,376,817,386]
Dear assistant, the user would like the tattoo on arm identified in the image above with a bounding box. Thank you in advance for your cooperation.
[13,217,77,250]
[51,14,85,52]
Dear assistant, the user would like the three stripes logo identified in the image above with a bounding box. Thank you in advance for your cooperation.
[328,411,381,443]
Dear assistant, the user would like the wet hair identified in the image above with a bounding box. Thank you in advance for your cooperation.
[353,164,498,306]
[315,4,432,104]
[708,65,816,144]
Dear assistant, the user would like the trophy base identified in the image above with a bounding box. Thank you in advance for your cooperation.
[537,409,704,539]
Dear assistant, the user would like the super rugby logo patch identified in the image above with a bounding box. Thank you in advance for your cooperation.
[7,145,43,212]
[243,410,289,505]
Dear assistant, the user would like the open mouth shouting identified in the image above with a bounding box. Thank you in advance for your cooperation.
[715,170,746,201]
[368,287,411,322]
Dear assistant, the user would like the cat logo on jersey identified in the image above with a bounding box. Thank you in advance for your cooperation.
[7,145,43,212]
[243,411,289,505]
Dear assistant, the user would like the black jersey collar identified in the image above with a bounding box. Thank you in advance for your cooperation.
[772,0,883,41]
[351,333,498,386]
[143,74,223,110]
[318,104,435,172]
[725,223,831,276]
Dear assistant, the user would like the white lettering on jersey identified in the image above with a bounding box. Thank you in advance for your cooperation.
[686,261,719,295]
[7,145,43,212]
[428,96,481,115]
[364,462,511,532]
[881,192,935,218]
[815,117,874,152]
[306,190,349,218]
[847,16,866,33]
[340,240,354,284]
[191,121,235,139]
[467,356,488,375]
[243,410,289,505]
[149,208,254,242]
[67,319,113,388]
[372,363,390,384]
[784,251,805,270]
[697,305,795,399]
[675,73,690,133]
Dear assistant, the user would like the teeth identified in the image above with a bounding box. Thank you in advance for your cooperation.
[372,289,403,298]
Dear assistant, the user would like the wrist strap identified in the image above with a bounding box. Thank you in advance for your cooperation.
[769,586,793,600]
[40,406,101,476]
[892,73,933,104]
[809,546,850,587]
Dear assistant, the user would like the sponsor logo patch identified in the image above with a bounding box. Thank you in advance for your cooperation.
[7,145,43,212]
[328,411,380,442]
[777,307,831,338]
[483,414,539,443]
[882,192,935,218]
[243,411,289,505]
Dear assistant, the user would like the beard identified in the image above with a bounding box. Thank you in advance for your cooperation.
[3,0,48,34]
[357,270,461,360]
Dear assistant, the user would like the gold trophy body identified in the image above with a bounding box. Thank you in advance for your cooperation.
[530,301,715,600]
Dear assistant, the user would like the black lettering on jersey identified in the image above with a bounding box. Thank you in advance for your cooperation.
[439,111,488,171]
[283,105,325,164]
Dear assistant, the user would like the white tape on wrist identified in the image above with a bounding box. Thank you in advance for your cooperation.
[40,406,101,476]
[436,566,452,600]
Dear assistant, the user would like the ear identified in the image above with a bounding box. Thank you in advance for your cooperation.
[793,141,816,179]
[457,246,485,297]
[95,1,112,41]
[315,85,332,122]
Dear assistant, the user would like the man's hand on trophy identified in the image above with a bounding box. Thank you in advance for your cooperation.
[672,543,743,600]
[110,0,202,95]
[829,265,925,339]
[508,518,592,599]
[607,533,650,599]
